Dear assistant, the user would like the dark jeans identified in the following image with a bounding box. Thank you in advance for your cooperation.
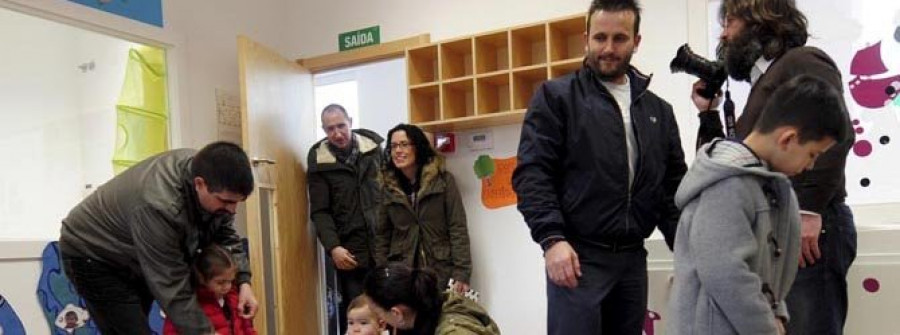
[337,267,368,335]
[62,256,154,335]
[786,202,857,335]
[547,246,648,335]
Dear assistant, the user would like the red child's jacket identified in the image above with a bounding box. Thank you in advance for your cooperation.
[163,286,257,335]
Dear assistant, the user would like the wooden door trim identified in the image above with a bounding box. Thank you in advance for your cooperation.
[297,34,430,73]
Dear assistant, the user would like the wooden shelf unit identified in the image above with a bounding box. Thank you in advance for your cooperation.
[549,16,586,62]
[476,72,511,115]
[440,38,474,80]
[408,45,439,85]
[407,13,586,132]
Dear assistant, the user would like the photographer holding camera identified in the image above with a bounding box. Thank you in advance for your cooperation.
[687,1,855,334]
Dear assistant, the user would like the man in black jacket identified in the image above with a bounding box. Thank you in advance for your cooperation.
[512,0,686,334]
[307,104,383,334]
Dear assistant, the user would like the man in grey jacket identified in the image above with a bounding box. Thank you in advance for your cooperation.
[59,141,258,335]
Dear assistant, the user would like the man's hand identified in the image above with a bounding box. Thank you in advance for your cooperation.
[331,246,358,270]
[691,80,722,111]
[451,280,470,293]
[237,283,258,319]
[799,213,823,268]
[544,241,582,288]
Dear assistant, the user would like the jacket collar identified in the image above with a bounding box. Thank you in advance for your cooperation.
[580,62,653,99]
[382,156,446,203]
[313,129,381,165]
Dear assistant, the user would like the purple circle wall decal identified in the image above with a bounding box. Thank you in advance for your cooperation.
[863,278,880,293]
[854,140,873,157]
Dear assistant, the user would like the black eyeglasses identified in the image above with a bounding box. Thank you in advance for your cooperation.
[389,141,412,150]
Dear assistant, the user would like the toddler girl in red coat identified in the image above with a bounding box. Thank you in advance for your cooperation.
[164,244,257,335]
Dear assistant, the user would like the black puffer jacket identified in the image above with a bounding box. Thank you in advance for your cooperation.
[513,66,687,250]
[307,129,383,269]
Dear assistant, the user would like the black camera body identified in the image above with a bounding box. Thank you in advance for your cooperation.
[670,44,727,100]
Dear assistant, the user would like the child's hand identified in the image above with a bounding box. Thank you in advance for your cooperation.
[775,317,786,335]
[452,280,470,293]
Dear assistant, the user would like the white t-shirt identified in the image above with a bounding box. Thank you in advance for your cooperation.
[601,76,636,188]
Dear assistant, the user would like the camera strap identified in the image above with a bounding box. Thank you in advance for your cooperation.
[723,83,736,138]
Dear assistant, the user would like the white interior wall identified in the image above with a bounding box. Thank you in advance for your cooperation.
[1,0,294,149]
[163,0,292,148]
[74,26,135,201]
[0,8,82,240]
[355,58,409,140]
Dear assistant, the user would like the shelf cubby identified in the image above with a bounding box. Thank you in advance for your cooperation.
[440,39,474,80]
[476,73,511,115]
[550,58,583,79]
[549,16,586,62]
[441,78,475,120]
[474,31,510,75]
[511,24,548,68]
[406,14,583,132]
[512,67,548,110]
[407,45,439,85]
[409,83,441,123]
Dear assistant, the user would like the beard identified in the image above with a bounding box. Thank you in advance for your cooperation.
[717,28,764,82]
[585,49,633,82]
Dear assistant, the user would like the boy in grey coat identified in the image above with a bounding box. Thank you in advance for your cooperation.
[668,75,852,334]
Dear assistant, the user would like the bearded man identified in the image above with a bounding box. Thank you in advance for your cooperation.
[512,0,688,334]
[689,1,856,334]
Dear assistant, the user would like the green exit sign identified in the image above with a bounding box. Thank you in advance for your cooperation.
[339,26,380,51]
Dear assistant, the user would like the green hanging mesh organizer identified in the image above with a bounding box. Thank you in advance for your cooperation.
[112,45,169,174]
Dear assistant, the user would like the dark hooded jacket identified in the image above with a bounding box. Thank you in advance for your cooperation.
[307,129,384,269]
[374,156,472,286]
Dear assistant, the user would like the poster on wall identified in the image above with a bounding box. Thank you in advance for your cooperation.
[706,1,900,205]
[67,0,163,27]
[216,89,243,145]
[474,155,517,209]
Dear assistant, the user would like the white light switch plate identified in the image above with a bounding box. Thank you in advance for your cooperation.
[466,130,493,151]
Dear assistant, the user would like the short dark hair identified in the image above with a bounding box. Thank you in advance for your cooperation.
[753,74,850,144]
[321,103,350,123]
[191,141,254,196]
[719,0,808,60]
[587,0,642,35]
[384,123,436,170]
[193,244,235,284]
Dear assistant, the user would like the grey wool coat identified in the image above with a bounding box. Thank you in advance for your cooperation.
[668,139,801,334]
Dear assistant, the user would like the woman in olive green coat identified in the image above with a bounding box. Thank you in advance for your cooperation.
[374,124,472,293]
[364,263,500,335]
